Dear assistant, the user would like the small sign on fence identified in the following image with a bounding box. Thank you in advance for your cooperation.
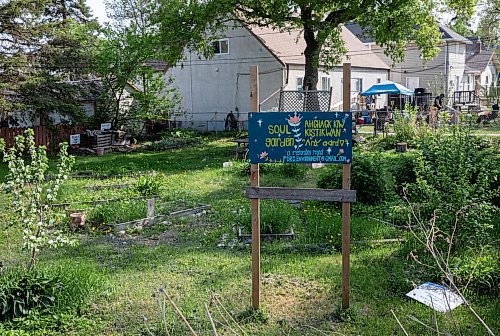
[248,112,352,164]
[100,123,112,131]
[69,134,80,145]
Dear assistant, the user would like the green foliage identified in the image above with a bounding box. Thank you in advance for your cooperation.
[232,162,307,179]
[406,130,499,248]
[86,201,147,227]
[0,262,105,326]
[388,152,418,195]
[0,0,98,125]
[0,270,60,321]
[299,203,399,246]
[318,154,395,205]
[135,175,161,196]
[237,201,300,234]
[452,247,499,291]
[1,129,75,271]
[154,0,474,90]
[142,131,202,151]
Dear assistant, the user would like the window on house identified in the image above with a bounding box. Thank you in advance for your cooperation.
[377,78,381,84]
[486,76,489,84]
[321,76,331,91]
[406,77,420,91]
[212,39,229,55]
[297,77,303,99]
[353,78,363,92]
[455,76,460,91]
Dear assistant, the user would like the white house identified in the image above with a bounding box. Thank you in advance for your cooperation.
[167,22,390,131]
[345,23,499,104]
[463,37,498,94]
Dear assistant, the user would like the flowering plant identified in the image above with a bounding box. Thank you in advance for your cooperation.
[1,129,76,271]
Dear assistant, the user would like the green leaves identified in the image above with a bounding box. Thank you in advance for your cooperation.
[1,129,75,271]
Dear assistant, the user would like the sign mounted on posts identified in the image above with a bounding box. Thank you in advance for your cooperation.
[248,112,352,164]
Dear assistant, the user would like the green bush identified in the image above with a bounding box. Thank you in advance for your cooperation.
[238,200,301,234]
[452,247,499,291]
[135,174,161,196]
[389,152,418,195]
[0,270,61,321]
[317,154,395,205]
[232,162,307,179]
[406,130,498,248]
[86,201,147,226]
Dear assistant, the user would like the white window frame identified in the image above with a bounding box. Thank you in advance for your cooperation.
[406,77,420,91]
[212,39,229,55]
[353,78,363,93]
[320,76,331,91]
[296,76,304,99]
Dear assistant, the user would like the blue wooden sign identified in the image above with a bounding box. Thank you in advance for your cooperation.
[249,112,352,164]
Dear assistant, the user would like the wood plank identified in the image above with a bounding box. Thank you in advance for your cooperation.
[341,62,352,310]
[250,65,261,311]
[245,187,356,203]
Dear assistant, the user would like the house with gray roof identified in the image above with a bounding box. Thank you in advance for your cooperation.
[345,24,470,94]
[345,23,499,106]
[464,37,498,93]
[167,21,390,131]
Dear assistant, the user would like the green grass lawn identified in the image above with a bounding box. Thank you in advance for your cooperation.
[0,136,498,335]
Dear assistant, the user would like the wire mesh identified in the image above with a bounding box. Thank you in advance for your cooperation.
[278,89,332,112]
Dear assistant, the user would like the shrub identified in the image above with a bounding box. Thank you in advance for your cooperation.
[86,201,147,227]
[238,200,300,234]
[406,130,498,249]
[389,152,418,195]
[317,154,395,205]
[135,174,161,196]
[0,262,105,326]
[0,270,61,321]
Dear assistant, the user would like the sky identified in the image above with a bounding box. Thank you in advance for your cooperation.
[86,0,109,23]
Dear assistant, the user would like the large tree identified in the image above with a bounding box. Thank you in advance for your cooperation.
[91,0,182,130]
[155,0,478,91]
[476,0,499,50]
[0,0,98,126]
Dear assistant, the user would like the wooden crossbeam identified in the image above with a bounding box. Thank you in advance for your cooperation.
[246,187,356,203]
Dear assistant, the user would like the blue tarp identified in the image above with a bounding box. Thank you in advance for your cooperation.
[361,81,414,96]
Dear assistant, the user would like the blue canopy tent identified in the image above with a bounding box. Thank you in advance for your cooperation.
[361,81,414,135]
[362,81,414,114]
[361,81,414,96]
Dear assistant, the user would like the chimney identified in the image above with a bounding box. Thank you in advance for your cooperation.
[476,37,482,54]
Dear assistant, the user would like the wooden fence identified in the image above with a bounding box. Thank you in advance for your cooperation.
[0,125,85,152]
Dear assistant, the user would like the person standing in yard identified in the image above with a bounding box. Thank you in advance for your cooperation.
[434,93,445,112]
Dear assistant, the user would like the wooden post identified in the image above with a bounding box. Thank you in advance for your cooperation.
[250,65,261,310]
[147,198,155,218]
[342,63,352,310]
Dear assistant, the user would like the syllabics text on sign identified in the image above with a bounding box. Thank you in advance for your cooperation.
[249,112,352,164]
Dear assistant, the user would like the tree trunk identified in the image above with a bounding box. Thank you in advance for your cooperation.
[303,26,319,91]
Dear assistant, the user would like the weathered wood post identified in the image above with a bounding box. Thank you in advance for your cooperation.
[250,65,261,310]
[342,63,352,309]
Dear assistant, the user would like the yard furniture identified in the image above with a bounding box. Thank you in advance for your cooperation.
[361,81,414,124]
[231,138,249,159]
[373,110,390,136]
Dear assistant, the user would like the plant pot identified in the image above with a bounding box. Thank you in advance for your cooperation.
[68,210,86,230]
[95,148,105,156]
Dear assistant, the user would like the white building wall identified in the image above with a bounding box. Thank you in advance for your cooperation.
[167,23,284,131]
[481,63,497,90]
[371,42,468,98]
[285,65,389,110]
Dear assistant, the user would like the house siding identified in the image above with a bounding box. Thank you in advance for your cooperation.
[167,23,284,131]
[285,65,389,110]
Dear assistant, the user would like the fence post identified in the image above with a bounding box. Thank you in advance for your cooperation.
[250,65,261,310]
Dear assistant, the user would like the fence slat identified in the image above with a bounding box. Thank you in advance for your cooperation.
[246,187,357,202]
[0,125,83,151]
